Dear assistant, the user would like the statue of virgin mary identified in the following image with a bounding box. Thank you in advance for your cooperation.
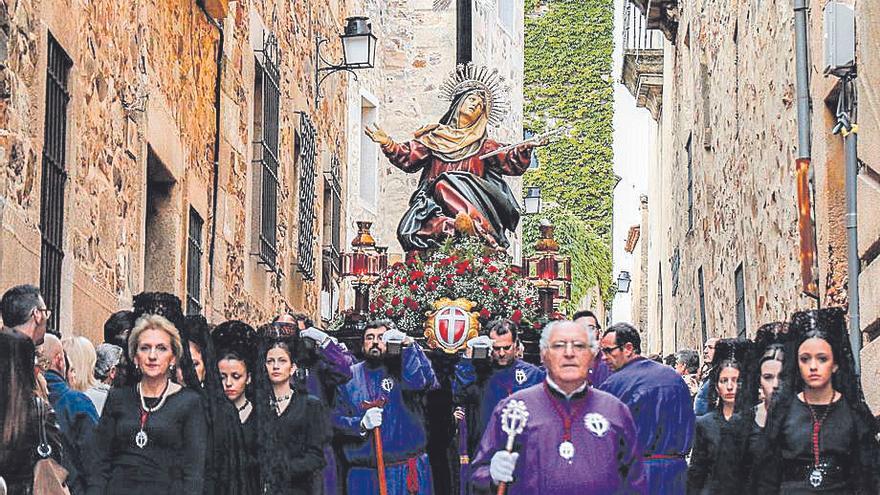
[365,63,542,252]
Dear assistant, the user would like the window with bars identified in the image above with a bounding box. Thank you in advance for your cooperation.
[186,207,204,316]
[321,152,342,321]
[686,133,694,231]
[39,34,72,334]
[698,266,708,344]
[297,113,318,281]
[252,33,281,272]
[735,263,746,338]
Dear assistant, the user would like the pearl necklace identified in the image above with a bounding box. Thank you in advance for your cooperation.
[135,380,170,448]
[270,391,292,415]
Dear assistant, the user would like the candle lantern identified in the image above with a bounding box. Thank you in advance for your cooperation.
[341,221,388,314]
[522,220,572,315]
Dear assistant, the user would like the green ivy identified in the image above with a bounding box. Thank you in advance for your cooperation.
[523,0,616,309]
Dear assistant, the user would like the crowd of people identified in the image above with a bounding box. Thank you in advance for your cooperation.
[1,283,878,494]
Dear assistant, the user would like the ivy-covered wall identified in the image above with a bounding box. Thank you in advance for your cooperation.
[523,0,616,308]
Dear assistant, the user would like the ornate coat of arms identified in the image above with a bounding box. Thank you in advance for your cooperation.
[424,298,481,353]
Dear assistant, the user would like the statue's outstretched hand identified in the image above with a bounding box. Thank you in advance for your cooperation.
[365,123,393,147]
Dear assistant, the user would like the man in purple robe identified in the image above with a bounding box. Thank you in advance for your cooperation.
[573,310,611,387]
[453,319,545,493]
[274,312,355,495]
[333,320,439,494]
[598,322,695,495]
[470,320,646,494]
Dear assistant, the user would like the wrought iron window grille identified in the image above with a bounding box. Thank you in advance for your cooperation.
[296,112,318,281]
[186,207,204,316]
[252,32,281,273]
[321,151,343,319]
[39,34,72,335]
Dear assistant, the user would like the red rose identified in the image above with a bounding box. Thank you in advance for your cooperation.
[407,300,419,310]
[391,296,401,306]
[491,287,499,295]
[385,309,394,317]
[479,308,491,319]
[487,265,499,273]
[525,297,534,305]
[481,256,492,264]
[511,309,523,324]
[532,321,542,329]
[426,283,437,291]
[409,284,419,292]
[410,270,425,280]
[428,275,440,284]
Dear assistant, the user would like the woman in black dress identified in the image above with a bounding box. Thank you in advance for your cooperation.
[756,307,880,494]
[254,336,328,494]
[213,320,260,493]
[686,338,752,495]
[86,314,206,494]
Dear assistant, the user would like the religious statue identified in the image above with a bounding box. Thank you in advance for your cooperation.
[365,63,546,252]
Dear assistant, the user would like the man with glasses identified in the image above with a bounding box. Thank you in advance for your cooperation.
[452,319,544,492]
[598,323,695,495]
[573,310,610,387]
[0,284,50,345]
[470,320,645,493]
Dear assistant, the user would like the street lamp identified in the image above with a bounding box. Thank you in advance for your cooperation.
[522,220,571,315]
[315,16,379,104]
[341,221,388,314]
[617,271,632,293]
[523,186,542,215]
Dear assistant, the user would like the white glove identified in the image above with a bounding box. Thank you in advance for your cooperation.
[382,329,407,344]
[301,327,330,346]
[466,335,494,349]
[360,407,384,431]
[489,451,518,484]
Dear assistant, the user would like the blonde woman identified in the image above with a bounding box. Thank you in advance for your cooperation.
[63,336,97,392]
[86,314,206,494]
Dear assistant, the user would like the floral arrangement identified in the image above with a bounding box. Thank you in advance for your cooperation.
[367,237,540,335]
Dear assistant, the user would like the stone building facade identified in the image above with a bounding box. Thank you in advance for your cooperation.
[0,0,355,342]
[620,0,880,406]
[0,0,526,341]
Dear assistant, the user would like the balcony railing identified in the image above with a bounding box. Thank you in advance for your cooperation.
[620,1,664,120]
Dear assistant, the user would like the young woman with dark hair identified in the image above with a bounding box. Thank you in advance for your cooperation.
[686,338,752,495]
[253,336,328,494]
[0,332,65,494]
[756,308,880,493]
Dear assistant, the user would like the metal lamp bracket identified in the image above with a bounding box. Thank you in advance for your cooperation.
[315,36,359,105]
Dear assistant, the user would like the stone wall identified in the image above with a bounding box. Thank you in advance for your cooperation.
[633,0,880,408]
[0,0,352,340]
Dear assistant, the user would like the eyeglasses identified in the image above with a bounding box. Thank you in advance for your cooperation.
[492,345,513,352]
[549,341,589,353]
[34,307,51,321]
[600,345,623,355]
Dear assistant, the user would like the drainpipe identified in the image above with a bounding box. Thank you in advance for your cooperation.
[833,75,860,373]
[793,0,820,304]
[198,3,224,311]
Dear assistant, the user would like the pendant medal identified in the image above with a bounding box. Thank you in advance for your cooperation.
[135,429,148,449]
[558,440,575,461]
[809,468,823,488]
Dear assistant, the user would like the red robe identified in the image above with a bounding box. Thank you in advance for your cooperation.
[381,138,533,251]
